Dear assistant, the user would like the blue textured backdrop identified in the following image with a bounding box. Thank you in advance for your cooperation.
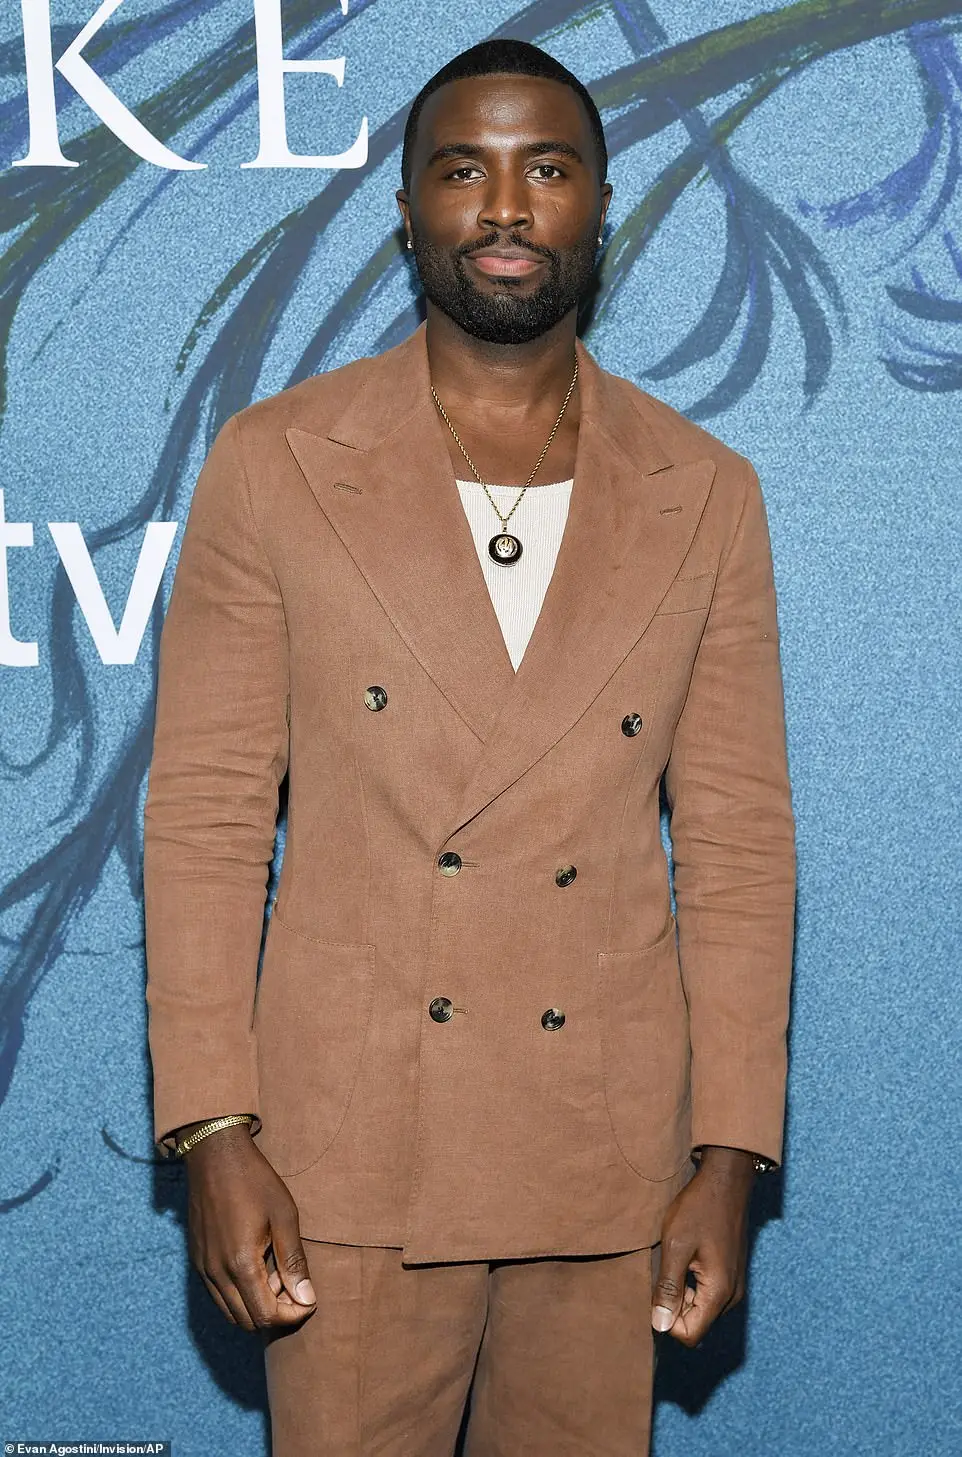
[1,2,961,1453]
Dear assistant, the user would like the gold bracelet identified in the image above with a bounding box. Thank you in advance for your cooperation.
[174,1113,254,1158]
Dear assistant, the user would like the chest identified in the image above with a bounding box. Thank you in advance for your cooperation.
[454,478,574,671]
[439,412,580,487]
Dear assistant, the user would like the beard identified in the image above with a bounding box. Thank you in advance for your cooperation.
[410,228,599,345]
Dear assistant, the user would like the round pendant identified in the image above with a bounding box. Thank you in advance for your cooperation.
[488,532,523,566]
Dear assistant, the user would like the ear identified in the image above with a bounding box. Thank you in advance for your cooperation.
[396,190,411,244]
[599,181,613,234]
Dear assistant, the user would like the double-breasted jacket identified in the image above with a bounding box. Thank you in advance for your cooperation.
[143,322,797,1264]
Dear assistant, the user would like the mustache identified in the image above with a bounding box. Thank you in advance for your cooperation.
[457,232,556,261]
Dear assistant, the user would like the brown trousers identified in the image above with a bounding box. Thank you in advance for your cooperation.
[263,1240,659,1456]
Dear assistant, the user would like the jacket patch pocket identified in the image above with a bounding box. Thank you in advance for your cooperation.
[253,913,375,1177]
[598,916,692,1182]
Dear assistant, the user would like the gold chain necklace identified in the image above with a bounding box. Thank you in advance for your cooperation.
[431,359,578,568]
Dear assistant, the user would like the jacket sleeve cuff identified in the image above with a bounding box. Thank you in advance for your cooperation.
[690,1111,784,1169]
[151,1032,261,1155]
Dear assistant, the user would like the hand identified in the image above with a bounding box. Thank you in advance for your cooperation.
[650,1145,754,1346]
[180,1122,317,1332]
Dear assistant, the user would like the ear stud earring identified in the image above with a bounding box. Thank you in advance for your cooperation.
[406,239,414,250]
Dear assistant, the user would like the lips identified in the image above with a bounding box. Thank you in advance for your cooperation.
[465,249,545,279]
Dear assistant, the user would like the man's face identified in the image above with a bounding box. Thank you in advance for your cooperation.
[397,74,611,345]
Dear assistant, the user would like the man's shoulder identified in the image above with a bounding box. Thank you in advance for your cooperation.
[228,347,387,444]
[598,360,754,480]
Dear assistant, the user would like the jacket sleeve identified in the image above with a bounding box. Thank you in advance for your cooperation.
[663,456,796,1167]
[143,414,290,1155]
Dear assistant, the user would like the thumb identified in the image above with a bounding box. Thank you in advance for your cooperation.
[271,1213,316,1306]
[651,1238,691,1333]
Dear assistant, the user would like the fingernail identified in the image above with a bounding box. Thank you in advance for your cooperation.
[294,1279,316,1304]
[652,1305,675,1332]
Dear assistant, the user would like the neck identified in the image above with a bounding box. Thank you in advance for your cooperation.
[425,304,579,409]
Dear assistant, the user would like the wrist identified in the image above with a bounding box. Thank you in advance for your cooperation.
[692,1145,757,1183]
[173,1113,255,1158]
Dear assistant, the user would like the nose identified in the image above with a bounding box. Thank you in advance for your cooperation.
[477,167,533,234]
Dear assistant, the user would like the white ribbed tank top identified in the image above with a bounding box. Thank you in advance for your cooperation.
[455,479,574,672]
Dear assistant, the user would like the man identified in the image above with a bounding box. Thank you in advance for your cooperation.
[143,37,796,1457]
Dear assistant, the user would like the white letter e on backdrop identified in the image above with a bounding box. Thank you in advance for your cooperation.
[242,0,368,168]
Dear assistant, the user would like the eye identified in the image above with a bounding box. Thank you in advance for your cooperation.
[445,165,483,181]
[530,163,565,179]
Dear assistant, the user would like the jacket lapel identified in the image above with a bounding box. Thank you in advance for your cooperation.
[446,337,717,838]
[285,326,516,742]
[284,323,718,839]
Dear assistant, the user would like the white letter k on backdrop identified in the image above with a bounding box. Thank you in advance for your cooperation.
[13,0,205,170]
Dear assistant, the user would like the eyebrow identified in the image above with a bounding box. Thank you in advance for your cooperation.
[425,140,584,167]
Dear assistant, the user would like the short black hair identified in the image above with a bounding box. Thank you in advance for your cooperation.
[400,38,608,192]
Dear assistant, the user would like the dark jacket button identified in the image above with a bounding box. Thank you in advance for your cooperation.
[541,1008,566,1031]
[621,712,643,736]
[555,864,577,887]
[364,685,388,711]
[429,997,454,1023]
[437,851,462,875]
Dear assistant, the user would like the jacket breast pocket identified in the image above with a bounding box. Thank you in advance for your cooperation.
[252,912,375,1177]
[598,916,692,1182]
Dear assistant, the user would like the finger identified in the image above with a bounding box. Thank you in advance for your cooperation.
[189,1213,240,1327]
[723,1272,746,1313]
[271,1210,316,1307]
[670,1270,732,1347]
[222,1271,263,1331]
[267,1273,304,1315]
[651,1236,694,1333]
[199,1269,238,1325]
[224,1246,298,1330]
[199,1276,236,1322]
[265,1245,283,1296]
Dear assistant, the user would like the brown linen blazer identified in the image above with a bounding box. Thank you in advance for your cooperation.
[143,321,797,1264]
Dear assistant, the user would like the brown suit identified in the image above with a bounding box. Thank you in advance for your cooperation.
[143,321,796,1267]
